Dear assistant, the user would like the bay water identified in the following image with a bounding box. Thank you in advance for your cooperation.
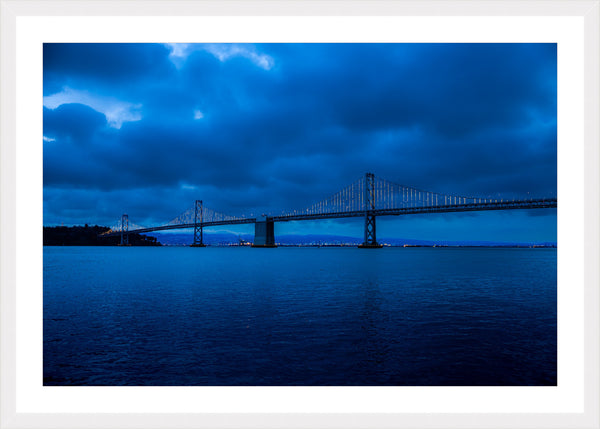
[43,246,556,386]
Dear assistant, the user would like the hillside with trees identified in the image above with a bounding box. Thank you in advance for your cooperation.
[43,225,161,246]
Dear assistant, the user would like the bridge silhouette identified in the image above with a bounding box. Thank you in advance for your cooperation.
[102,173,557,248]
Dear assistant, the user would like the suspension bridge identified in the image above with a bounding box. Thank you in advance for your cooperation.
[101,173,557,248]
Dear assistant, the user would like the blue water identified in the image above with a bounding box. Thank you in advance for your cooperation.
[43,246,556,386]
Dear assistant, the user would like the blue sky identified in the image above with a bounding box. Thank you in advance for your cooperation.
[43,43,557,242]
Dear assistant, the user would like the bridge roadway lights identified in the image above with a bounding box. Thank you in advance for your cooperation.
[190,243,206,247]
[252,217,277,248]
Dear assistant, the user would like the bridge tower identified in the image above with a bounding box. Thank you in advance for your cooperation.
[191,200,206,247]
[359,172,382,248]
[120,214,129,245]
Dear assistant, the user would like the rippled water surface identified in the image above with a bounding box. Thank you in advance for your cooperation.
[44,246,556,386]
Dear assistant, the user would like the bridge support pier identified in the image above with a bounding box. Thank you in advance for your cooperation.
[191,200,206,247]
[359,213,382,248]
[252,217,276,248]
[358,172,382,248]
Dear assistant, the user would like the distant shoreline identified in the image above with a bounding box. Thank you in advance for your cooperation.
[44,243,557,249]
[275,244,557,248]
[43,226,556,248]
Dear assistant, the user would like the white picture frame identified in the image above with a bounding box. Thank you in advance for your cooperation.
[1,1,598,428]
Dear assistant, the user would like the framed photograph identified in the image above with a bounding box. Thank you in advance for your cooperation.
[1,1,598,428]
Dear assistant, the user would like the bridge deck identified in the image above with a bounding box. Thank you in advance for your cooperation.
[102,199,556,237]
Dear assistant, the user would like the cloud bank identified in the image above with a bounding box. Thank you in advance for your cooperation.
[43,43,556,241]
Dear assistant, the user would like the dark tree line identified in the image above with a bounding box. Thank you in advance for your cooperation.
[43,225,161,246]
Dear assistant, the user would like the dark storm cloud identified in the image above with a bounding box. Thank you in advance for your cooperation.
[43,43,556,237]
[44,103,107,141]
[43,43,175,96]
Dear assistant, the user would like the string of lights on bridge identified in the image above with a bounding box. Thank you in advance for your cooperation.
[104,173,556,236]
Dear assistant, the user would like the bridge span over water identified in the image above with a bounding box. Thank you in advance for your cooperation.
[102,173,557,248]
